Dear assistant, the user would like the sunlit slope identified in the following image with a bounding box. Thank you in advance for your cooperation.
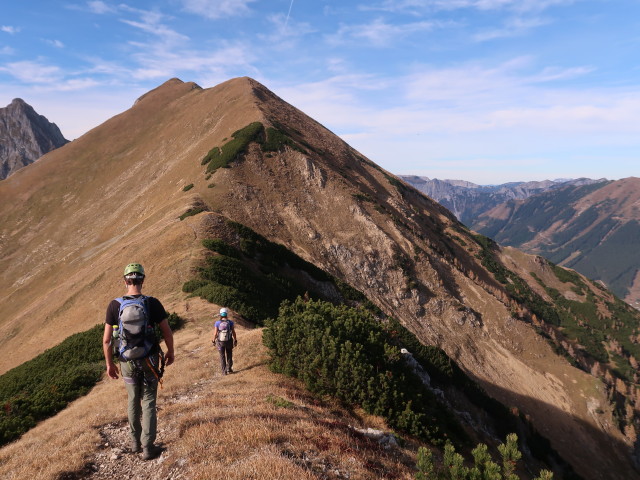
[0,77,265,372]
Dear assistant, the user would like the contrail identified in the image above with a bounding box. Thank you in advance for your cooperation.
[284,0,294,30]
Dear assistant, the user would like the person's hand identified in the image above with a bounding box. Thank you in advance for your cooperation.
[106,363,119,380]
[233,339,238,347]
[165,350,175,366]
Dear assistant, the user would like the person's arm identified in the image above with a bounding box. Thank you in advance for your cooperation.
[212,325,219,345]
[158,318,175,365]
[102,324,119,379]
[232,322,238,346]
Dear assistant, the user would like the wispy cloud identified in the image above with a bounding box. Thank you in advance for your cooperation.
[179,0,257,19]
[46,39,65,48]
[328,18,437,47]
[0,59,100,92]
[474,15,551,41]
[262,13,315,44]
[364,0,576,14]
[0,60,62,84]
[87,0,116,14]
[0,46,14,55]
[1,26,20,35]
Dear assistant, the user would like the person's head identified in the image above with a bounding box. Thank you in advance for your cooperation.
[123,263,145,286]
[219,307,228,318]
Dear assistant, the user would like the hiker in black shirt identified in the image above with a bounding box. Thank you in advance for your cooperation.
[102,263,174,461]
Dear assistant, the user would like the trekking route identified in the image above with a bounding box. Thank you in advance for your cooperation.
[59,357,218,480]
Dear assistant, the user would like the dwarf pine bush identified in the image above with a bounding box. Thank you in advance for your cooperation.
[263,298,466,445]
[0,314,184,447]
[415,434,554,480]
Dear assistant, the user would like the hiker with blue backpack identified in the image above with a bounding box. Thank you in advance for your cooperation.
[102,263,175,461]
[212,307,237,375]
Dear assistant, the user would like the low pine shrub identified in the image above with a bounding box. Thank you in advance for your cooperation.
[179,207,205,221]
[263,298,466,445]
[203,122,264,174]
[0,314,184,446]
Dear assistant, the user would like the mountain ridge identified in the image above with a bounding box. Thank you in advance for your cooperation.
[0,77,639,479]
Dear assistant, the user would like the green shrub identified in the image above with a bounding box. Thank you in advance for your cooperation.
[263,298,466,445]
[202,239,242,258]
[184,235,323,323]
[178,207,205,221]
[203,122,264,174]
[266,395,294,409]
[262,127,300,153]
[182,183,194,192]
[0,313,185,446]
[416,434,554,480]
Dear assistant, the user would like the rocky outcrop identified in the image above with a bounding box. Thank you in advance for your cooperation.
[0,98,68,179]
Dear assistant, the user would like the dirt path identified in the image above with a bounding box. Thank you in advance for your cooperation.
[66,374,218,480]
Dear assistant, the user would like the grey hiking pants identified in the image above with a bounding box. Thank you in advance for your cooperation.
[217,340,234,374]
[121,356,159,448]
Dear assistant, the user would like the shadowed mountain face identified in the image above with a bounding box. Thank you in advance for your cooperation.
[0,98,69,179]
[1,77,639,479]
[471,179,640,308]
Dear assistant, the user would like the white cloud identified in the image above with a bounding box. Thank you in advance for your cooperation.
[0,60,63,84]
[0,46,14,55]
[1,26,20,35]
[121,18,189,44]
[87,1,115,14]
[262,13,315,44]
[180,0,257,19]
[328,18,437,47]
[474,15,551,41]
[46,39,65,48]
[365,0,576,13]
[126,41,258,81]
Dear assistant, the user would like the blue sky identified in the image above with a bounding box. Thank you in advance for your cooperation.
[1,0,638,184]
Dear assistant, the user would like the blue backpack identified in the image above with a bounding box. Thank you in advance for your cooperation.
[116,295,157,361]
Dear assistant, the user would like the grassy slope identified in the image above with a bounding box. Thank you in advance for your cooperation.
[0,298,420,480]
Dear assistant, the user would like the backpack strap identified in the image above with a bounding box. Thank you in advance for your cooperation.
[116,295,149,318]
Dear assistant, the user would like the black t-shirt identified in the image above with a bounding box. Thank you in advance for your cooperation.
[105,295,168,326]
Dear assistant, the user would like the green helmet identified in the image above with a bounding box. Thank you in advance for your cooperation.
[123,263,145,277]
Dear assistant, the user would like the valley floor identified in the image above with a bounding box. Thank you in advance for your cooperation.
[0,300,419,480]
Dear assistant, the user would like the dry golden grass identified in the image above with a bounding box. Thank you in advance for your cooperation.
[0,301,420,480]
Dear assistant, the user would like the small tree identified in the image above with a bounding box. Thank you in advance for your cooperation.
[416,447,436,480]
[498,433,522,480]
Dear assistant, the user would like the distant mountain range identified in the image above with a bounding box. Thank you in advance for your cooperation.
[402,175,640,308]
[401,175,603,225]
[0,98,68,179]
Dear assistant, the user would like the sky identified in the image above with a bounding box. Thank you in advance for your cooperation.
[1,0,639,184]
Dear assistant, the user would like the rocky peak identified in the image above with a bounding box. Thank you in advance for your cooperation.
[0,98,69,179]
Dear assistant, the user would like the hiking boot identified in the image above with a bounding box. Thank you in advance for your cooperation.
[129,439,141,453]
[227,367,234,374]
[142,445,162,461]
